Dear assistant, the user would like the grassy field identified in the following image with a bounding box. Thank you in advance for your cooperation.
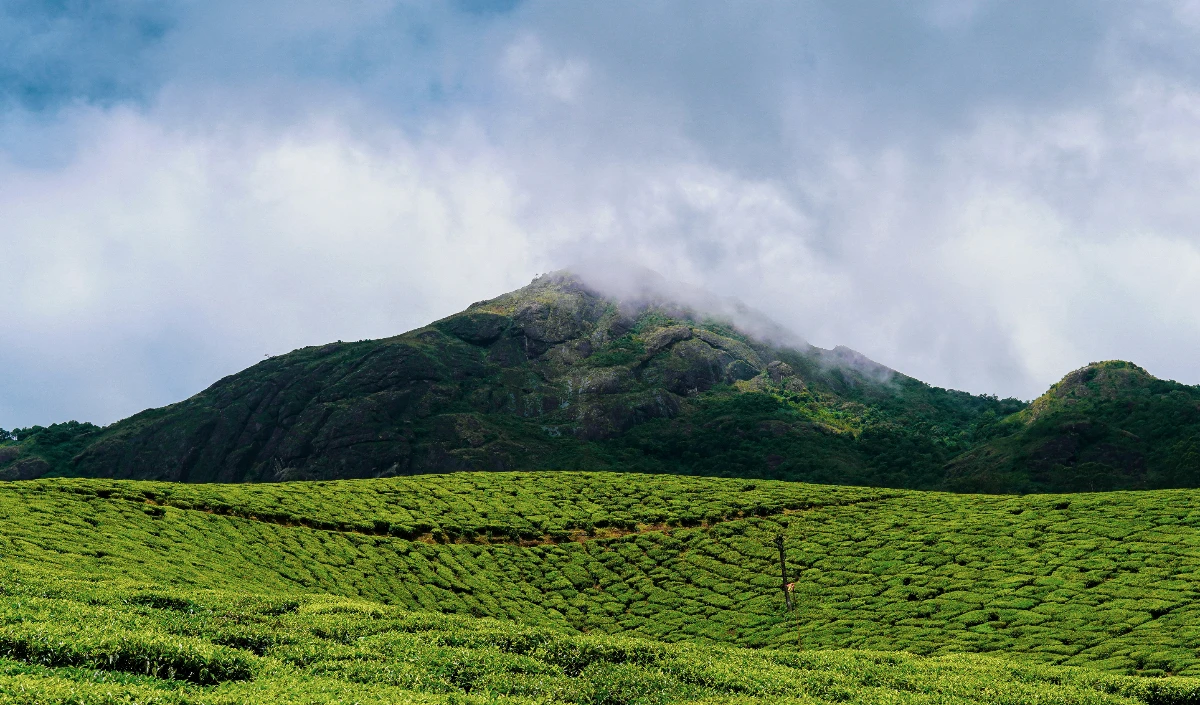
[5,570,1200,705]
[5,471,1200,702]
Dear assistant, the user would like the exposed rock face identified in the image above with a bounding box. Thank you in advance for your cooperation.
[0,456,49,481]
[577,367,633,395]
[648,337,728,396]
[725,359,758,382]
[643,325,693,357]
[8,280,1195,493]
[435,312,508,345]
[766,361,794,383]
[695,328,763,370]
[1023,361,1157,423]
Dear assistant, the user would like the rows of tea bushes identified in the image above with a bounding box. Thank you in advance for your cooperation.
[5,474,1200,677]
[18,472,891,540]
[0,567,1197,704]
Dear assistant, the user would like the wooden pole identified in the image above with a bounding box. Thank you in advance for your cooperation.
[774,533,792,611]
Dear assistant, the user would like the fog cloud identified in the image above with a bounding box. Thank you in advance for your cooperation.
[3,1,1200,427]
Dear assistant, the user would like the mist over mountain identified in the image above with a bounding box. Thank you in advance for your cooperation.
[2,270,1195,493]
[5,3,1200,431]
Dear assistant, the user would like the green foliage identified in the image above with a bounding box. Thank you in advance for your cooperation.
[11,471,888,544]
[947,362,1200,492]
[0,272,1047,491]
[7,472,1200,682]
[604,384,984,489]
[1,575,1196,704]
[586,334,645,368]
[630,310,678,334]
[3,279,1198,496]
[8,421,101,446]
[0,616,256,684]
[0,421,100,475]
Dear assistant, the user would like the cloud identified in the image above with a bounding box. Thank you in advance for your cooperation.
[500,34,589,103]
[0,105,544,426]
[0,0,170,111]
[2,1,1200,427]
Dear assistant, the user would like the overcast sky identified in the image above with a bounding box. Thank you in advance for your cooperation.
[3,1,1200,428]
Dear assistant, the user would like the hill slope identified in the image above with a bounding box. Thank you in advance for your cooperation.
[3,274,1198,492]
[8,471,1200,677]
[0,271,1022,487]
[946,361,1200,492]
[5,568,1196,704]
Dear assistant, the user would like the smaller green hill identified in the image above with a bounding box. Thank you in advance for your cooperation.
[945,361,1200,493]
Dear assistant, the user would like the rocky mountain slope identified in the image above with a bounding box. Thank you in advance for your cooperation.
[2,271,1196,492]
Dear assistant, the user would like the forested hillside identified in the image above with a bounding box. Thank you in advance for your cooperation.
[946,360,1200,492]
[2,272,1197,493]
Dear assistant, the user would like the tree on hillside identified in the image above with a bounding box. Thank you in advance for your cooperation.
[774,533,792,611]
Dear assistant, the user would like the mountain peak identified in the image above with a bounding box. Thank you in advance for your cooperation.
[2,269,952,484]
[1024,360,1157,422]
[26,273,1199,496]
[521,266,808,349]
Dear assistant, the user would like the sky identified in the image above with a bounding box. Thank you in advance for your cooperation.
[3,0,1200,428]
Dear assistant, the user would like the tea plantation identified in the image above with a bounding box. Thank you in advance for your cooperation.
[6,471,1200,703]
[5,570,1199,705]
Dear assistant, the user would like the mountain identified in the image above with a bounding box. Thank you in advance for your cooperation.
[1,270,1196,492]
[944,360,1200,493]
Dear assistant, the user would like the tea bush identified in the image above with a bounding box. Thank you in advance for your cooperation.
[0,578,1196,704]
[6,472,1200,701]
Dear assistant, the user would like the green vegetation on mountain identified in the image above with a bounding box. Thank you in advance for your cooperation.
[947,361,1200,493]
[1,272,1197,493]
[0,420,99,480]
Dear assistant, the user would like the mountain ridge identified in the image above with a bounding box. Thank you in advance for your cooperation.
[1,271,1196,492]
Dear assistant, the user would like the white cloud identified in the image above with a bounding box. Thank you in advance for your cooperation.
[5,2,1200,427]
[501,34,589,103]
[0,106,547,425]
